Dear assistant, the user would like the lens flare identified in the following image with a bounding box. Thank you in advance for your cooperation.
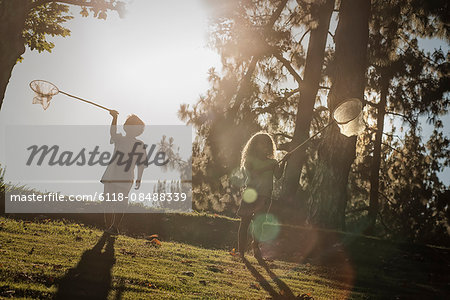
[242,188,257,203]
[253,213,280,242]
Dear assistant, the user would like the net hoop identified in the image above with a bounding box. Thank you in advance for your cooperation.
[332,98,362,125]
[30,80,59,96]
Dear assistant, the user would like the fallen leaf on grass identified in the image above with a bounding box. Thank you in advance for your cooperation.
[297,293,314,299]
[250,283,260,290]
[146,238,162,247]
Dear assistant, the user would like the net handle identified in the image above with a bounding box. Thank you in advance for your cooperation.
[280,122,332,161]
[59,91,113,112]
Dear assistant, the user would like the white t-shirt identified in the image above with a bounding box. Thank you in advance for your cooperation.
[101,132,147,183]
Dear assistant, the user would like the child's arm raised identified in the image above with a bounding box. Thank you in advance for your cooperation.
[109,110,119,138]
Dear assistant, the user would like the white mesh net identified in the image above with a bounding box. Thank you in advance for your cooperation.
[30,80,59,110]
[333,98,364,137]
[32,95,53,110]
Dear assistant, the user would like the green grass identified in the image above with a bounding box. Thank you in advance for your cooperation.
[0,216,448,299]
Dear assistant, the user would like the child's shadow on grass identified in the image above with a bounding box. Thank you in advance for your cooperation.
[55,232,116,300]
[243,256,298,299]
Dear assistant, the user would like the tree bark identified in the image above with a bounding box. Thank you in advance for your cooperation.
[309,0,371,230]
[0,0,29,110]
[366,77,388,234]
[280,0,335,222]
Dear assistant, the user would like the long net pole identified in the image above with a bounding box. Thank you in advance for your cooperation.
[59,91,112,112]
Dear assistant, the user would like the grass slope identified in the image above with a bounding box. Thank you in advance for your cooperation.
[0,216,448,299]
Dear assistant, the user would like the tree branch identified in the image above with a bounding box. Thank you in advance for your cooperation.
[379,191,396,206]
[278,107,296,117]
[382,132,406,145]
[229,0,289,115]
[265,0,289,30]
[328,30,335,41]
[298,29,310,45]
[385,111,416,126]
[273,52,303,84]
[274,132,293,140]
[30,0,116,11]
[398,33,440,65]
[283,87,300,98]
[381,142,413,160]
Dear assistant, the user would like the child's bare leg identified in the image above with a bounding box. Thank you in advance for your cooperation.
[238,216,252,256]
[104,213,114,229]
[251,215,264,259]
[112,213,124,230]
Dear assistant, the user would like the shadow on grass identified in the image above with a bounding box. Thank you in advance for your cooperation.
[55,232,116,300]
[243,256,305,299]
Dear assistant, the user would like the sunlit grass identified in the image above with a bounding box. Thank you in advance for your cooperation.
[0,217,370,299]
[0,216,447,299]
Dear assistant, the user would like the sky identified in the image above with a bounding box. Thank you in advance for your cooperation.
[0,0,448,186]
[0,0,221,129]
[0,0,221,198]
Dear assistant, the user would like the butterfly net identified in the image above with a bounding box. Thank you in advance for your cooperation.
[30,80,59,110]
[332,98,364,137]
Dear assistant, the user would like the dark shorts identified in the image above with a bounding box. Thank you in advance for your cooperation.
[237,195,271,218]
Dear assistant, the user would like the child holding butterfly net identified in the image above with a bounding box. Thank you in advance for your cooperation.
[101,110,148,235]
[236,98,365,258]
[237,132,288,259]
[29,80,149,235]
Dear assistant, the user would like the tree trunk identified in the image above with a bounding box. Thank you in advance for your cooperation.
[280,0,335,223]
[366,78,388,234]
[0,0,28,110]
[309,0,370,230]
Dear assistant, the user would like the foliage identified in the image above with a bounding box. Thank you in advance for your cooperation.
[347,0,450,242]
[180,0,332,214]
[23,2,72,53]
[181,0,449,245]
[380,126,449,244]
[20,0,125,58]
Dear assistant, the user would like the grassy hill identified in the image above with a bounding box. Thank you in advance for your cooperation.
[0,215,448,299]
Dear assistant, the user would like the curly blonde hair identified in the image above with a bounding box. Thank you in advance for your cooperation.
[240,132,276,169]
